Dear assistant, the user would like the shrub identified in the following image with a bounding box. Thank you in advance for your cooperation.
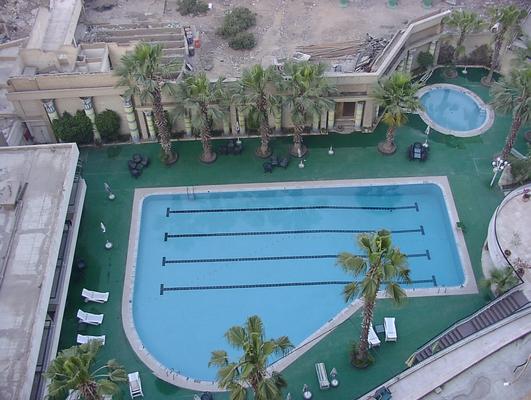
[52,111,93,144]
[177,0,208,15]
[349,341,374,369]
[217,7,256,38]
[437,43,455,65]
[509,148,531,185]
[417,51,434,71]
[228,32,256,50]
[465,44,492,67]
[95,109,121,142]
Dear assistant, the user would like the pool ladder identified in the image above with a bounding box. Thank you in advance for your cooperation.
[186,186,196,200]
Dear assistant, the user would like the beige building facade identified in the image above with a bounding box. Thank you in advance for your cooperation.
[0,1,456,146]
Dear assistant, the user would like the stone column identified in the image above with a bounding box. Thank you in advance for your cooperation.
[43,99,59,121]
[320,110,328,131]
[327,110,335,131]
[354,101,364,129]
[184,112,192,137]
[311,114,320,133]
[81,97,101,142]
[405,50,416,73]
[143,110,157,140]
[121,95,140,143]
[428,41,436,55]
[222,111,231,136]
[237,108,246,135]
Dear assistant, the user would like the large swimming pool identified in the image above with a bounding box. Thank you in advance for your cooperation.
[130,181,466,382]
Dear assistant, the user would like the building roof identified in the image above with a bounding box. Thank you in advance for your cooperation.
[0,143,79,400]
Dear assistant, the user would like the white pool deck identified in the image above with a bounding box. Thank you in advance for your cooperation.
[417,83,495,138]
[122,176,477,391]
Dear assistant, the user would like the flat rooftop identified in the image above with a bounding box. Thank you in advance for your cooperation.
[0,144,79,400]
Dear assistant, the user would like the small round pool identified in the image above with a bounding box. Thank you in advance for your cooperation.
[417,84,494,137]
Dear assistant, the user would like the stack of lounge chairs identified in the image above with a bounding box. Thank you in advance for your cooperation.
[368,324,381,348]
[384,317,397,342]
[76,288,109,345]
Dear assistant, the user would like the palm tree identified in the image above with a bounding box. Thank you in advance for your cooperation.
[337,230,411,367]
[115,42,180,164]
[174,73,227,163]
[237,64,282,158]
[45,340,127,400]
[209,315,293,400]
[444,10,485,63]
[373,72,423,154]
[482,266,519,296]
[490,66,531,159]
[282,61,335,157]
[483,5,526,86]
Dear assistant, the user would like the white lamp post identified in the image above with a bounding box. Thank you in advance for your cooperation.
[100,222,113,249]
[490,157,508,187]
[104,182,115,200]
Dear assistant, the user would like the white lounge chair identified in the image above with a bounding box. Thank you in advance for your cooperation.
[368,324,381,348]
[77,309,104,325]
[315,362,330,390]
[384,317,397,342]
[128,372,144,398]
[82,288,109,303]
[77,334,106,345]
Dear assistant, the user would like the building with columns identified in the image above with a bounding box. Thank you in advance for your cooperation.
[1,2,451,146]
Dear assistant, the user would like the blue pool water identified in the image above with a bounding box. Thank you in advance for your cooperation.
[420,87,487,132]
[133,183,464,381]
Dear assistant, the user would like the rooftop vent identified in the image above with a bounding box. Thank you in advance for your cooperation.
[0,180,21,210]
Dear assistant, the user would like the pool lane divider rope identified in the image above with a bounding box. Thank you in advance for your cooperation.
[161,250,430,266]
[164,226,425,241]
[159,275,438,294]
[165,202,419,216]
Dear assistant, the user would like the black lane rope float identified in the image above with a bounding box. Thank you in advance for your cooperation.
[164,226,425,240]
[161,250,430,266]
[160,276,437,294]
[165,202,419,216]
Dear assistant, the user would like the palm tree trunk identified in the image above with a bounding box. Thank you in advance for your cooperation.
[357,295,376,362]
[454,31,465,64]
[501,113,522,159]
[290,124,307,157]
[152,88,177,164]
[256,96,272,158]
[199,103,216,163]
[485,35,503,85]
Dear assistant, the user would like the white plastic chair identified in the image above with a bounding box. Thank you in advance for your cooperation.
[128,372,144,398]
[77,309,104,325]
[384,317,397,342]
[82,288,109,303]
[315,362,330,390]
[77,334,106,345]
[368,324,381,348]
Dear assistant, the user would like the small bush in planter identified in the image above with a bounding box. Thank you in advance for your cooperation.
[465,44,492,67]
[228,32,256,50]
[52,111,93,144]
[349,341,374,369]
[177,0,208,16]
[95,109,121,142]
[437,43,455,65]
[416,51,434,71]
[217,7,256,38]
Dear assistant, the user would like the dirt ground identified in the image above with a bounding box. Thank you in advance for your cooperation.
[1,0,529,76]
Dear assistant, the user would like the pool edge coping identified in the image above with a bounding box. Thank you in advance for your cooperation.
[416,83,495,138]
[122,176,478,391]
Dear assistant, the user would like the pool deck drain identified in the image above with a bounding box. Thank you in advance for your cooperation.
[122,176,477,391]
